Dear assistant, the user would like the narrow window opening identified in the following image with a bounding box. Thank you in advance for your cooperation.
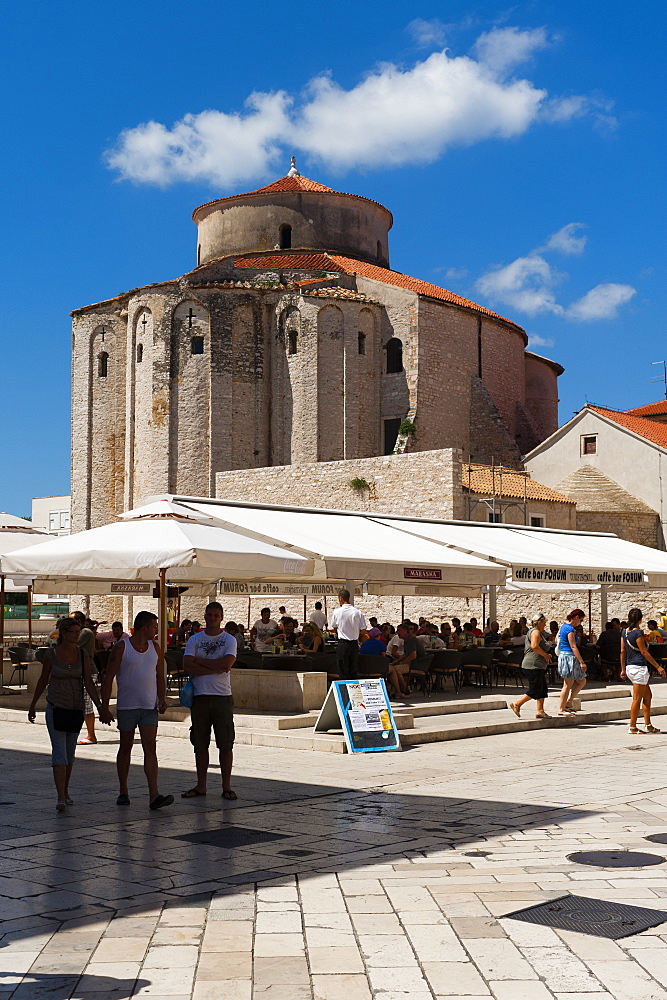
[385,337,403,374]
[279,224,292,250]
[97,352,108,378]
[377,240,382,260]
[530,515,545,528]
[288,330,298,355]
[358,332,366,355]
[197,244,201,265]
[191,336,204,355]
[582,435,597,455]
[136,343,143,363]
[383,418,401,455]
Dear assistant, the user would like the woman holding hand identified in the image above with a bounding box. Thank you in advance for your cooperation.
[621,607,666,735]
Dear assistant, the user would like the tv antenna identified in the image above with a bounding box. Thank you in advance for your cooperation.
[651,361,667,400]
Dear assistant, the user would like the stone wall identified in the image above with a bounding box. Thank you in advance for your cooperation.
[576,511,660,548]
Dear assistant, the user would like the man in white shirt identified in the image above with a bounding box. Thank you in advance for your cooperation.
[308,601,327,631]
[330,589,367,680]
[251,608,278,652]
[181,602,238,801]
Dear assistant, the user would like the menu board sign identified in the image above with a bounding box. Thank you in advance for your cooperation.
[314,678,400,753]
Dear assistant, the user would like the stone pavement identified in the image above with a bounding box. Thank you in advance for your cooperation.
[3,717,667,998]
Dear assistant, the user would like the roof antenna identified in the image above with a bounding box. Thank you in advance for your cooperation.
[651,360,667,400]
[287,155,300,177]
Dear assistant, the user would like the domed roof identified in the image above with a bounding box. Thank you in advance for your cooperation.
[192,158,392,223]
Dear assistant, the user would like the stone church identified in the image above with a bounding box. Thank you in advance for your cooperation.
[71,159,562,533]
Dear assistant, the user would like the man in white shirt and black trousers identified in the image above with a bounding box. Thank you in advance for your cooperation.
[330,589,367,680]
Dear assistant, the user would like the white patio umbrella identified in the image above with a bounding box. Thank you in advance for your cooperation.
[0,514,51,649]
[3,500,314,654]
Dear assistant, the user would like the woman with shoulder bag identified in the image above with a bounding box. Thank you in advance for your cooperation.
[509,613,552,719]
[621,607,666,735]
[28,617,113,811]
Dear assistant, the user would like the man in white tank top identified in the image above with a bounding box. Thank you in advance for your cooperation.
[102,610,174,810]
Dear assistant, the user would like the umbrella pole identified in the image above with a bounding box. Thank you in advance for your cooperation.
[28,584,33,649]
[159,568,167,677]
[482,591,486,629]
[303,594,306,624]
[0,574,5,651]
[401,595,405,622]
[247,597,251,629]
[588,589,592,636]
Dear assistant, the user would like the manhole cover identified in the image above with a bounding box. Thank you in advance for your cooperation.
[464,851,491,857]
[568,851,665,868]
[505,894,667,939]
[173,827,289,849]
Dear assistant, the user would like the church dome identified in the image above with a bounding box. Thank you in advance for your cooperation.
[192,158,393,267]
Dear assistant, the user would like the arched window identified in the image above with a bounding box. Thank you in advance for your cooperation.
[288,330,298,355]
[385,337,403,373]
[191,336,204,355]
[358,332,366,355]
[136,343,143,363]
[279,224,292,250]
[97,352,108,378]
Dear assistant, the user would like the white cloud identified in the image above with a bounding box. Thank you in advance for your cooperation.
[476,254,564,316]
[541,222,587,256]
[406,18,447,49]
[106,93,291,188]
[443,266,469,281]
[527,334,555,348]
[476,228,636,322]
[566,283,636,321]
[106,26,602,186]
[472,26,549,75]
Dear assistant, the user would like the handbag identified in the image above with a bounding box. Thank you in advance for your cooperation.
[179,678,195,708]
[52,707,85,733]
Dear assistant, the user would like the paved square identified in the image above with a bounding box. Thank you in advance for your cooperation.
[3,714,667,998]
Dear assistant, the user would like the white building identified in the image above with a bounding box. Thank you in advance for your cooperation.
[525,403,666,549]
[31,495,71,536]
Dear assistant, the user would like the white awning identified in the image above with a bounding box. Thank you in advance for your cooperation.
[171,499,507,589]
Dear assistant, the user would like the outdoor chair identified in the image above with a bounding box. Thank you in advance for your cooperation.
[165,648,187,692]
[429,649,462,692]
[357,653,389,679]
[459,646,495,688]
[7,649,30,688]
[494,647,525,688]
[408,652,434,695]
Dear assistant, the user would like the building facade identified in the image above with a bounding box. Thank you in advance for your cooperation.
[71,162,563,536]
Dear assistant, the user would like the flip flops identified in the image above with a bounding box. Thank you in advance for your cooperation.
[181,788,207,798]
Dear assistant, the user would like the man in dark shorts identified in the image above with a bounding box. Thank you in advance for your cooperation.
[181,602,238,801]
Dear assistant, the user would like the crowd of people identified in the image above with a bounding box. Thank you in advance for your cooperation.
[27,596,667,811]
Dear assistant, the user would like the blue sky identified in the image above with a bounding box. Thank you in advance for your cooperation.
[1,0,664,516]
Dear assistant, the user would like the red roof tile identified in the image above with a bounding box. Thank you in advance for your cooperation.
[589,405,667,448]
[232,251,524,330]
[625,400,667,417]
[192,174,392,221]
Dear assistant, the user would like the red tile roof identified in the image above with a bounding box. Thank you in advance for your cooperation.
[625,400,667,417]
[463,463,572,503]
[588,405,667,448]
[192,174,392,221]
[232,251,524,330]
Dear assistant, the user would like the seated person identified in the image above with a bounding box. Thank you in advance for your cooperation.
[360,633,387,655]
[647,620,664,643]
[440,622,459,648]
[190,621,202,635]
[458,623,476,648]
[297,622,324,653]
[387,624,416,698]
[386,630,404,660]
[451,617,463,636]
[176,619,192,644]
[484,621,502,645]
[417,625,445,653]
[469,618,484,638]
[96,621,129,650]
[271,617,299,647]
[224,621,245,656]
